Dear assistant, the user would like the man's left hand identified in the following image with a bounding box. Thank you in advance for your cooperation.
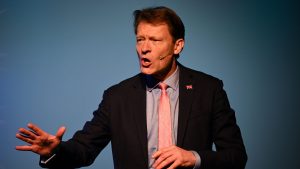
[152,145,196,169]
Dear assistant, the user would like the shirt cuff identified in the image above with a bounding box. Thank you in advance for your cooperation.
[190,151,201,169]
[40,154,56,164]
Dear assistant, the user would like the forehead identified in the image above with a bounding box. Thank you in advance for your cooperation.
[136,22,171,36]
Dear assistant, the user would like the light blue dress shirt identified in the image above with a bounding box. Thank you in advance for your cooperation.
[146,66,200,168]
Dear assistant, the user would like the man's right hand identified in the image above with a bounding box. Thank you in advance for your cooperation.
[16,123,66,157]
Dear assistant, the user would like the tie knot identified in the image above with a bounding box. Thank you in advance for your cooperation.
[159,83,168,91]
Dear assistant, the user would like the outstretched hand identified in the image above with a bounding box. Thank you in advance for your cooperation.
[16,123,66,157]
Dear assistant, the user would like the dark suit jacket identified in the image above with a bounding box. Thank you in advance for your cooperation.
[40,64,247,169]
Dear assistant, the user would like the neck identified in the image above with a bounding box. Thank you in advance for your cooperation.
[154,59,177,81]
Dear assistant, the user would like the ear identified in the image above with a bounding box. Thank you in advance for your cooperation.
[173,39,185,55]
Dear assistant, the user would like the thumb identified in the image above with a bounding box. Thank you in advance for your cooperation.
[55,126,66,140]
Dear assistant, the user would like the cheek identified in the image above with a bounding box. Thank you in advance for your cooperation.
[152,57,169,72]
[136,45,140,54]
[161,56,173,66]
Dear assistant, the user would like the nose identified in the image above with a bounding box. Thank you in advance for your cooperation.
[140,40,151,55]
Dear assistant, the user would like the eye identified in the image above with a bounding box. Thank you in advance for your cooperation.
[150,38,159,42]
[149,37,162,43]
[136,37,144,43]
[150,39,161,46]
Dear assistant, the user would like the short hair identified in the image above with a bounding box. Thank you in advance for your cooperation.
[133,6,185,42]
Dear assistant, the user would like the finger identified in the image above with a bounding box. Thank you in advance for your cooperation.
[156,155,176,169]
[18,128,37,140]
[152,150,173,168]
[152,146,175,159]
[167,159,180,169]
[152,150,162,159]
[27,123,47,136]
[55,126,66,140]
[15,145,33,151]
[16,133,34,144]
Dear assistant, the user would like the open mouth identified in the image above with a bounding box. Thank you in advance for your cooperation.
[141,58,151,67]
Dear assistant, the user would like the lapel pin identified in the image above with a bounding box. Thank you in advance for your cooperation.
[186,85,193,90]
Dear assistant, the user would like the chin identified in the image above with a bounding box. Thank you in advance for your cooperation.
[140,68,155,75]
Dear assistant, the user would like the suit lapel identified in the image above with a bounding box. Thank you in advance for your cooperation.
[131,74,148,166]
[177,65,194,147]
[129,67,195,163]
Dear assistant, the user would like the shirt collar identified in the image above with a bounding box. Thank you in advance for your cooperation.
[146,66,179,92]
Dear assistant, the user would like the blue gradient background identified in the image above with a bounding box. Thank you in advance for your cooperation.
[1,0,299,169]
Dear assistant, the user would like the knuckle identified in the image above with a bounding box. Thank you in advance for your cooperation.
[160,153,167,159]
[164,158,171,163]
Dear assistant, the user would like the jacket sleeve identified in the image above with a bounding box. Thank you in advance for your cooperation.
[198,80,247,169]
[39,89,112,168]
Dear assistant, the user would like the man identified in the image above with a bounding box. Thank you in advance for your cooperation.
[16,6,247,169]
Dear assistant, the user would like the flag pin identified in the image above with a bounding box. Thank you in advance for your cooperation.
[186,85,193,90]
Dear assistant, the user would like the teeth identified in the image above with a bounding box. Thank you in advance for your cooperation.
[142,58,150,62]
[141,58,151,67]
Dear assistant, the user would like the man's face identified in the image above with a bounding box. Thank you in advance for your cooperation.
[136,22,184,80]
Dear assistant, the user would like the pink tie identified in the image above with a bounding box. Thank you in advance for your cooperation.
[158,83,172,150]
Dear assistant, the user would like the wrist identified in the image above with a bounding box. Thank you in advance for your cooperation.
[190,150,201,169]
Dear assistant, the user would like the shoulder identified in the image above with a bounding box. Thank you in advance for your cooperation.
[179,63,223,87]
[104,73,145,95]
